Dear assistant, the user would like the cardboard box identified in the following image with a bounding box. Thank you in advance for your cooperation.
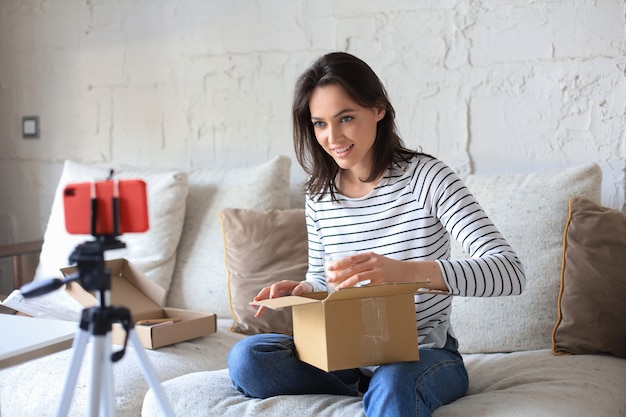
[62,259,216,349]
[256,282,424,371]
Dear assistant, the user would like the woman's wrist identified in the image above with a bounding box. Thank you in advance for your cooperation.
[412,261,447,291]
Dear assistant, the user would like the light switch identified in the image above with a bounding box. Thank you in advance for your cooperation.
[22,116,40,139]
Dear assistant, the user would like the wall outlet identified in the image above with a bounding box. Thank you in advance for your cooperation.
[22,116,40,139]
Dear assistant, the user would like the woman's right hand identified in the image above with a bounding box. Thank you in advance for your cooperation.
[251,280,314,317]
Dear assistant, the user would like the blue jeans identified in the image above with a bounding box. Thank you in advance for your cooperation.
[228,333,468,417]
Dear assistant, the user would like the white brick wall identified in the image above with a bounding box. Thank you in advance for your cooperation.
[0,0,624,248]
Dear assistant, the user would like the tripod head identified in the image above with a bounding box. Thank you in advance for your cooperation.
[19,233,134,363]
[20,235,126,302]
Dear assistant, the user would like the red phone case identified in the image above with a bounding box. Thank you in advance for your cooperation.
[63,179,149,235]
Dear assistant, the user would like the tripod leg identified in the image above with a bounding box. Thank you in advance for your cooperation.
[89,335,106,417]
[101,332,116,417]
[128,331,175,417]
[56,329,91,417]
[90,333,116,417]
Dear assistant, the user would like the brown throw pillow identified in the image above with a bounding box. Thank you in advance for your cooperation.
[552,197,626,358]
[220,208,308,335]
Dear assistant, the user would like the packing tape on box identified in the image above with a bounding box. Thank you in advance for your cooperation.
[359,298,389,362]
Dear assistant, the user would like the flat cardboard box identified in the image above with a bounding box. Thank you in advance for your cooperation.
[257,282,425,372]
[62,258,216,349]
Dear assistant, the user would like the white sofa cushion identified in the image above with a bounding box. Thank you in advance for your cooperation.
[36,160,189,292]
[450,163,602,353]
[142,349,626,417]
[165,155,291,318]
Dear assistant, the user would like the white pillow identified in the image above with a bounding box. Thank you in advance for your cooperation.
[36,160,189,294]
[165,155,291,317]
[450,163,602,353]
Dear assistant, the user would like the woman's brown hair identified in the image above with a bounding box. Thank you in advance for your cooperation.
[292,52,424,201]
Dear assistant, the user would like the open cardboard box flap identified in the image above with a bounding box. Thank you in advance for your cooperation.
[256,282,429,310]
[61,258,216,349]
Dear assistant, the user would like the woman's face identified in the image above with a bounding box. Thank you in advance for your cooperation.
[309,84,385,179]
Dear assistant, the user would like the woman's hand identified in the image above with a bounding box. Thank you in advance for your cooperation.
[325,252,447,291]
[251,280,314,318]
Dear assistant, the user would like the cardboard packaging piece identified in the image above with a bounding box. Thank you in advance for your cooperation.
[256,282,424,372]
[62,258,216,349]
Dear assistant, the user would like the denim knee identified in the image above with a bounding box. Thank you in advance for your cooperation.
[227,334,295,397]
[363,339,468,417]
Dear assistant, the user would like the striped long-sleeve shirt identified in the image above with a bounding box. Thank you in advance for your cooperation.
[304,155,526,348]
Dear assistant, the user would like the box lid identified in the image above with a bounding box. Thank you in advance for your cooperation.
[62,258,165,320]
[257,282,426,310]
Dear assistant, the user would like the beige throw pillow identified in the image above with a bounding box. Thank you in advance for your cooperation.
[552,197,626,358]
[220,208,308,335]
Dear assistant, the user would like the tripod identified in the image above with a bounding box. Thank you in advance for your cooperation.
[19,177,175,416]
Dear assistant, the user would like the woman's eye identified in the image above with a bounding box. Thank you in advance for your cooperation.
[340,115,353,123]
[312,121,326,128]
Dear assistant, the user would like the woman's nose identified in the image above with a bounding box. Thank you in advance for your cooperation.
[327,123,339,143]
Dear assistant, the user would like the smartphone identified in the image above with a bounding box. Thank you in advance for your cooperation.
[63,179,149,235]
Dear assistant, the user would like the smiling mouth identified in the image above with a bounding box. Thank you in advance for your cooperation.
[332,144,354,157]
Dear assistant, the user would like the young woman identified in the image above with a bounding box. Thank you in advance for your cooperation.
[228,52,526,417]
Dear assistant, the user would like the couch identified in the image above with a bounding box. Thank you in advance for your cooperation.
[1,156,625,417]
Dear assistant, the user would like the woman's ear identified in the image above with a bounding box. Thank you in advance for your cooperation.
[372,99,387,121]
[375,106,386,122]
